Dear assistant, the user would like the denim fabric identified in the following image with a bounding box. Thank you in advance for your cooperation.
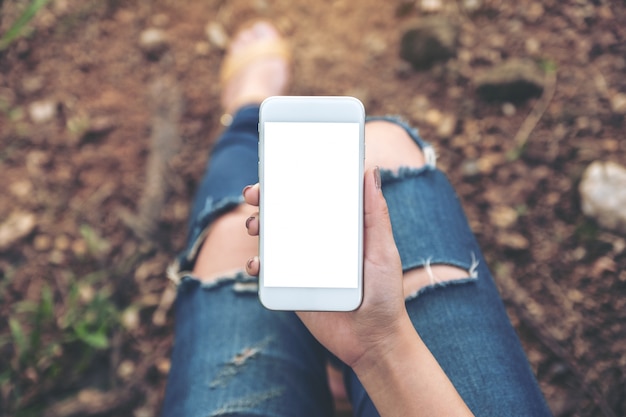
[162,105,552,417]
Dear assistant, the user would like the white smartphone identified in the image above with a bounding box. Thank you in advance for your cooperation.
[258,96,365,311]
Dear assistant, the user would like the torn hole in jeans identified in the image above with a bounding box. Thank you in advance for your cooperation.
[404,252,479,301]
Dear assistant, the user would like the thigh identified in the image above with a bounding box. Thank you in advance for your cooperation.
[164,105,333,416]
[161,275,333,417]
[345,130,550,417]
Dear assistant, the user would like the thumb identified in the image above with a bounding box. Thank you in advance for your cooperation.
[363,167,397,265]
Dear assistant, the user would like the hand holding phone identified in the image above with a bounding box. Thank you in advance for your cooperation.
[244,167,408,368]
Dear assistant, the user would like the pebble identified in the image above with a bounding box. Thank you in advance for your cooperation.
[29,99,56,124]
[117,360,135,380]
[525,2,545,23]
[121,307,140,330]
[21,76,45,94]
[496,231,530,250]
[461,0,482,12]
[419,0,443,12]
[610,93,626,115]
[156,358,171,375]
[490,205,519,228]
[194,41,210,56]
[9,180,33,198]
[54,234,71,251]
[34,234,52,251]
[400,17,458,70]
[475,58,545,102]
[205,21,229,50]
[139,28,169,56]
[579,161,626,234]
[437,114,457,138]
[525,38,541,55]
[502,102,516,116]
[424,108,443,126]
[460,159,480,177]
[0,212,36,251]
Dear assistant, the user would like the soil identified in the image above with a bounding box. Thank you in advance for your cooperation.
[1,0,625,416]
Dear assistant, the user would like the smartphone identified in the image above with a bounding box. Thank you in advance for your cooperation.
[258,96,365,311]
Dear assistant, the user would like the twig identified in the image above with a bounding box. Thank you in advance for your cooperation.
[513,69,557,150]
[119,76,184,241]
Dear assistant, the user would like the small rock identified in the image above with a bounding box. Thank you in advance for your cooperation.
[460,159,481,177]
[475,58,545,103]
[525,38,541,55]
[437,114,457,138]
[55,234,71,251]
[502,102,516,116]
[400,17,458,70]
[424,108,443,126]
[78,284,95,303]
[9,180,33,198]
[525,2,545,23]
[461,0,482,12]
[419,0,442,12]
[21,76,45,94]
[72,239,88,257]
[205,21,229,50]
[610,93,626,115]
[194,41,210,56]
[156,358,171,375]
[0,212,36,251]
[121,307,140,330]
[580,161,626,234]
[117,360,135,380]
[490,205,519,228]
[139,28,168,56]
[29,99,56,124]
[590,256,617,278]
[34,234,52,251]
[496,231,530,250]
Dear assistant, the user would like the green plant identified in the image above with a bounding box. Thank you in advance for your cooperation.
[0,0,50,51]
[0,271,121,412]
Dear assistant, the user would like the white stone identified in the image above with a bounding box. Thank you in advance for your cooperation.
[205,21,229,50]
[610,93,626,115]
[0,211,36,250]
[29,99,56,124]
[139,28,168,54]
[420,0,442,12]
[580,161,626,234]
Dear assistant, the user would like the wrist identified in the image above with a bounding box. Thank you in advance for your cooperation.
[350,315,474,416]
[352,314,420,378]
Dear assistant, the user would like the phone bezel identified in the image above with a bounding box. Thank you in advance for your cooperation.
[258,96,365,311]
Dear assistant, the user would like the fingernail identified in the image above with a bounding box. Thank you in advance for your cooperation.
[242,185,253,196]
[374,166,382,190]
[246,257,255,271]
[245,216,255,229]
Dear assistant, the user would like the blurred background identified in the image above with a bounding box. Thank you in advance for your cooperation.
[1,0,625,416]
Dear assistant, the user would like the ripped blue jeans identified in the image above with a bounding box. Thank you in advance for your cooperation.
[161,105,552,417]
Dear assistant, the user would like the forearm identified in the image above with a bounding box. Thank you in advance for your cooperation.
[353,316,474,417]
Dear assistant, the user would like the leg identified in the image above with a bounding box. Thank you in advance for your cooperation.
[162,23,333,417]
[344,118,551,417]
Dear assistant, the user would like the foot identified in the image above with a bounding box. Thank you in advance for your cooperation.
[220,22,290,115]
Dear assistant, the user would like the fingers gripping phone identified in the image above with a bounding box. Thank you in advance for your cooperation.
[258,96,365,311]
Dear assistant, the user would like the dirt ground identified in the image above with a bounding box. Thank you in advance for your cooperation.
[1,0,625,416]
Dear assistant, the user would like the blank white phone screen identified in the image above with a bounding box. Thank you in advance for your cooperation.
[263,122,361,288]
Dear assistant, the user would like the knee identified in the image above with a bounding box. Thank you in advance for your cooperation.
[364,120,426,172]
